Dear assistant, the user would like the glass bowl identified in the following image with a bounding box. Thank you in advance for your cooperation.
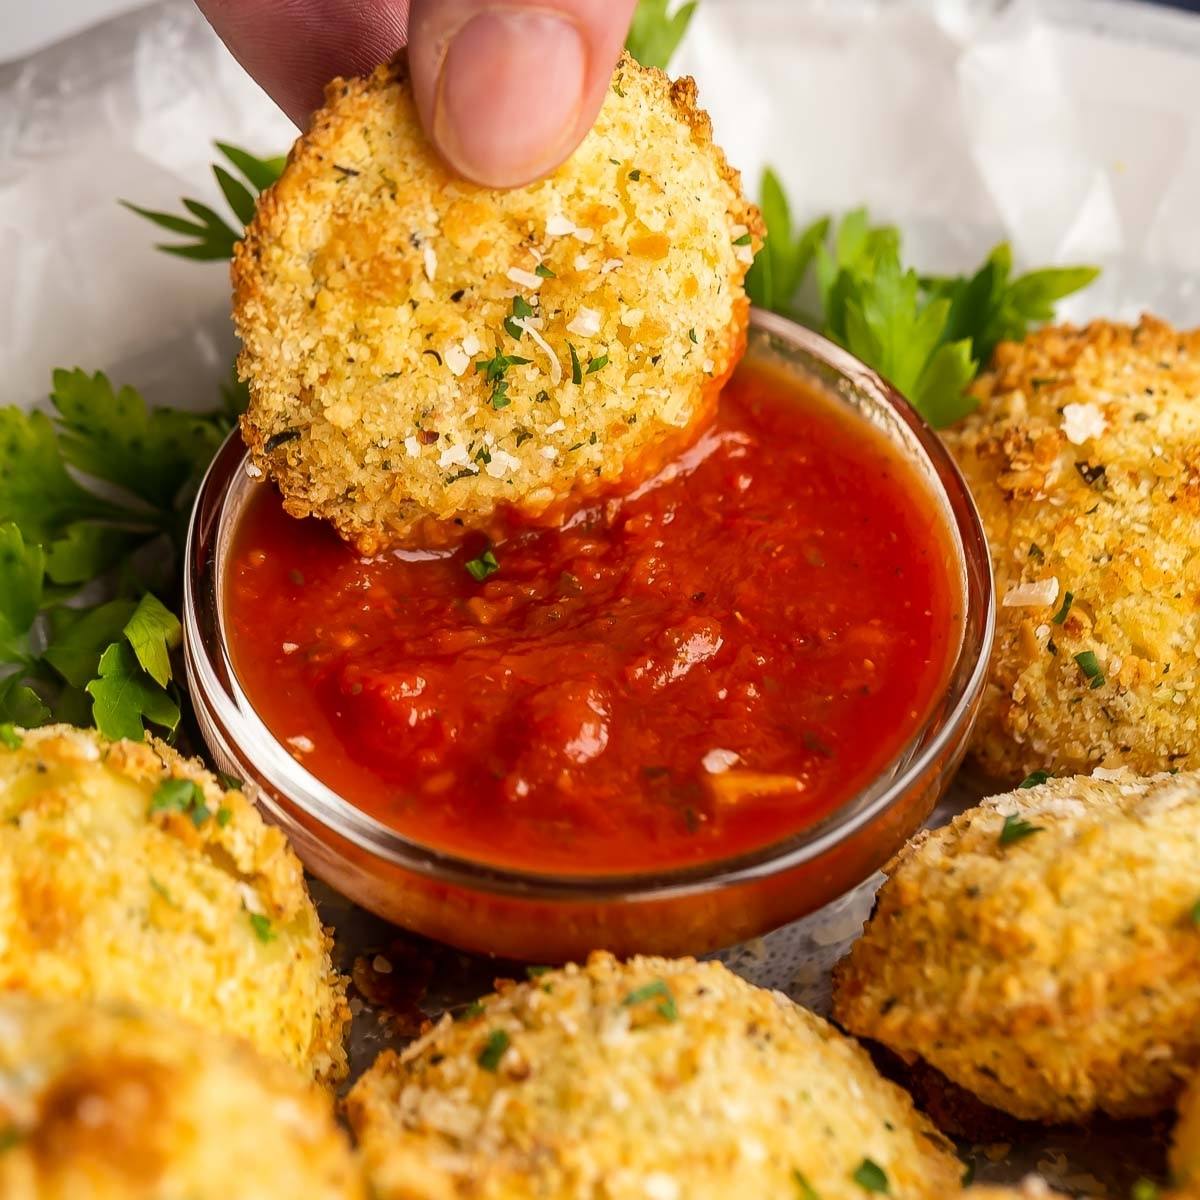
[183,312,994,962]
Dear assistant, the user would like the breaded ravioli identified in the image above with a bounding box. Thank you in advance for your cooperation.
[0,725,349,1081]
[942,317,1200,780]
[0,995,364,1200]
[345,952,962,1200]
[235,53,761,552]
[1172,1073,1200,1196]
[832,771,1200,1123]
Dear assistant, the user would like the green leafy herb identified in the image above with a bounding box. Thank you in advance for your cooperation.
[148,875,176,905]
[622,979,679,1021]
[1051,590,1074,625]
[1190,900,1200,928]
[852,1159,889,1194]
[465,549,500,583]
[0,724,21,750]
[535,263,556,279]
[87,642,180,742]
[1131,1181,1161,1200]
[1074,650,1105,689]
[733,232,753,247]
[149,777,211,827]
[586,354,610,375]
[216,806,233,828]
[1019,770,1052,789]
[455,1000,486,1022]
[477,1029,510,1071]
[625,0,698,69]
[999,812,1044,846]
[568,343,584,386]
[248,912,276,943]
[122,142,284,259]
[629,169,642,181]
[512,295,535,320]
[525,965,553,979]
[742,172,1098,428]
[123,593,182,688]
[1028,543,1044,561]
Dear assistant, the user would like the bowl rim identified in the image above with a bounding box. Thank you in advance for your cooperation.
[184,311,995,903]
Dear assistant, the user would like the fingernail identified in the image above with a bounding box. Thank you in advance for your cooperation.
[434,9,587,188]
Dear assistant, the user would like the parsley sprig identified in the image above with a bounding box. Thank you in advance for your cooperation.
[745,168,1098,428]
[0,372,240,737]
[122,143,285,260]
[625,0,698,69]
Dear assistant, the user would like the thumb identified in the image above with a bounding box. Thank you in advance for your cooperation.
[407,0,639,189]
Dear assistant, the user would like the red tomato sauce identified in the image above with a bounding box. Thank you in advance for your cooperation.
[224,362,961,873]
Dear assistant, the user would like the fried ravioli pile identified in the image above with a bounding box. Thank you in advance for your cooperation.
[0,995,363,1200]
[235,53,760,552]
[346,952,962,1200]
[944,317,1200,780]
[0,725,349,1081]
[832,770,1200,1124]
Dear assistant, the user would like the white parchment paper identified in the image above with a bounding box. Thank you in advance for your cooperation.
[1,0,1196,1190]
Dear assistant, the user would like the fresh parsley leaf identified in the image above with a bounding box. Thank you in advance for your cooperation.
[0,677,51,727]
[465,549,500,582]
[42,599,138,689]
[569,343,584,385]
[535,263,556,279]
[44,524,142,586]
[0,724,22,749]
[150,777,211,827]
[625,0,697,69]
[248,912,276,943]
[999,812,1043,846]
[122,142,284,260]
[622,979,679,1021]
[86,642,180,742]
[123,593,182,688]
[477,1029,510,1071]
[0,524,45,655]
[1019,770,1052,789]
[745,169,829,318]
[851,1159,889,1194]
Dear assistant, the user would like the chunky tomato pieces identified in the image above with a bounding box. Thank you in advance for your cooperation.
[226,363,960,872]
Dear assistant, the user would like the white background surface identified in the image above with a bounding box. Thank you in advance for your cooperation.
[2,0,148,60]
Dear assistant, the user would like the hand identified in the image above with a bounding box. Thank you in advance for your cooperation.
[196,0,639,188]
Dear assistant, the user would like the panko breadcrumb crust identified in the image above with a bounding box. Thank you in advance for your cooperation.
[0,725,349,1082]
[0,995,364,1200]
[345,952,962,1200]
[832,771,1200,1124]
[234,52,762,552]
[942,317,1200,781]
[1173,1073,1200,1196]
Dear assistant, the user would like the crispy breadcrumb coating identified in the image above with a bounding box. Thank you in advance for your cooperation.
[235,53,761,552]
[0,725,349,1082]
[942,317,1200,780]
[833,770,1200,1123]
[0,995,364,1200]
[346,951,962,1200]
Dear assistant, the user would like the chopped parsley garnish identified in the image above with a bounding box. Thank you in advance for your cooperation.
[455,1000,485,1022]
[1074,650,1105,689]
[248,912,276,943]
[512,295,535,320]
[793,1169,821,1199]
[0,724,21,750]
[629,169,642,181]
[465,549,500,583]
[148,876,176,905]
[216,806,233,827]
[586,354,610,375]
[1191,899,1200,927]
[1019,770,1052,789]
[852,1159,889,1194]
[1028,543,1044,561]
[150,777,211,828]
[568,343,584,386]
[1074,461,1107,489]
[477,1029,510,1071]
[534,263,556,279]
[999,812,1043,846]
[475,350,530,410]
[733,233,753,246]
[1052,590,1074,625]
[503,318,524,341]
[621,979,679,1022]
[688,328,698,344]
[217,771,243,791]
[525,965,552,979]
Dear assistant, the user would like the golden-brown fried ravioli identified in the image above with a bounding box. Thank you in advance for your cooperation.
[0,995,364,1200]
[942,317,1200,781]
[346,952,962,1200]
[833,770,1200,1123]
[0,725,349,1081]
[235,53,761,552]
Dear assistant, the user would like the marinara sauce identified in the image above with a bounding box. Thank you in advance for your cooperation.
[225,362,961,873]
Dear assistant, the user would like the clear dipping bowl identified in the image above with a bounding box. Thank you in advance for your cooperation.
[184,312,994,962]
